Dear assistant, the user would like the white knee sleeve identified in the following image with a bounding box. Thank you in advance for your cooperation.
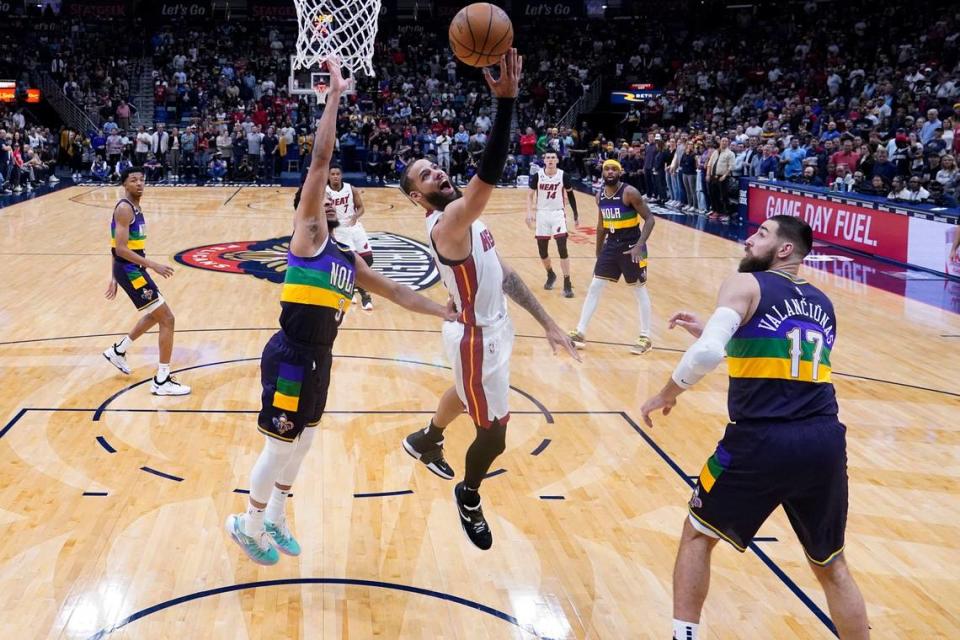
[577,278,608,334]
[249,435,297,504]
[278,427,317,486]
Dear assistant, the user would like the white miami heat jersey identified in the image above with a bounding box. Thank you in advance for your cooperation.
[325,183,355,225]
[426,210,508,328]
[535,168,565,212]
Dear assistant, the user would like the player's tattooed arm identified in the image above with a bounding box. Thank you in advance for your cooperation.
[500,258,580,360]
[502,267,550,327]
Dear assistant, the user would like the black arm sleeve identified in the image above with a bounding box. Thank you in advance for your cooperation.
[477,98,515,185]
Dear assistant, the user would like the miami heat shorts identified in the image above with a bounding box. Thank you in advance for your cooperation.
[441,316,514,429]
[535,209,568,239]
[335,223,372,256]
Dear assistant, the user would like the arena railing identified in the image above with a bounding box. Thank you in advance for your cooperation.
[38,72,100,134]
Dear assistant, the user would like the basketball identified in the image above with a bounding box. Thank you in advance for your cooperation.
[448,2,514,68]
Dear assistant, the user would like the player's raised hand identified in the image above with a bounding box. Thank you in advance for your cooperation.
[668,311,704,338]
[324,56,350,95]
[483,48,522,98]
[104,278,118,300]
[545,324,581,362]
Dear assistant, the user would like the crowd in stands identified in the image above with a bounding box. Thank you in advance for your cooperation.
[0,0,958,215]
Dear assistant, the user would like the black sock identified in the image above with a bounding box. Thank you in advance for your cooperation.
[563,276,572,287]
[425,420,445,443]
[463,420,507,489]
[546,268,555,277]
[460,484,481,507]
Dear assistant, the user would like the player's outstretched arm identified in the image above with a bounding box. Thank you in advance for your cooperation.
[639,273,759,427]
[290,57,347,258]
[354,259,456,321]
[441,49,522,236]
[500,258,580,361]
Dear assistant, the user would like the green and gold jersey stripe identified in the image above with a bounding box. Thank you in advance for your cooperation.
[727,357,832,383]
[726,337,831,367]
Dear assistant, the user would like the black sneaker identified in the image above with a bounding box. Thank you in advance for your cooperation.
[402,430,455,479]
[453,482,492,550]
[562,285,574,298]
[544,271,557,290]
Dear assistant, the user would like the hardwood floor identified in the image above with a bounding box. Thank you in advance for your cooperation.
[0,184,957,638]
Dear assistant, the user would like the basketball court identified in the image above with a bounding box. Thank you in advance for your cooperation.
[0,184,958,638]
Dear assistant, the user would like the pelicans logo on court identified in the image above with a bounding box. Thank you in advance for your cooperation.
[174,233,441,291]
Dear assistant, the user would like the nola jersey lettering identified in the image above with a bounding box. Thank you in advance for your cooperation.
[279,238,357,346]
[598,184,639,231]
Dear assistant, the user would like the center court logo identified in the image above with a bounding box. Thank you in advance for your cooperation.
[174,232,441,291]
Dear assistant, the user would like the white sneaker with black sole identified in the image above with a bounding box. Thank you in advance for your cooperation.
[151,375,191,396]
[102,345,131,374]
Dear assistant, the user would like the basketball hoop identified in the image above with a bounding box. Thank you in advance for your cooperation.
[313,81,328,104]
[292,0,382,78]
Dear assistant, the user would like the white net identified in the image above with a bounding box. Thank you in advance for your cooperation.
[292,0,382,78]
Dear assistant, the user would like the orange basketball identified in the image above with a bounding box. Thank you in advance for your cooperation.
[448,3,514,68]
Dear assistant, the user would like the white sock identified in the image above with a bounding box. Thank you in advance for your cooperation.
[576,278,607,335]
[265,486,289,523]
[115,335,133,354]
[156,363,170,381]
[243,504,265,535]
[634,285,652,337]
[672,619,699,640]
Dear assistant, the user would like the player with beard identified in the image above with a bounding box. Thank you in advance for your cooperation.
[226,59,455,566]
[568,159,656,354]
[398,50,580,550]
[640,215,869,640]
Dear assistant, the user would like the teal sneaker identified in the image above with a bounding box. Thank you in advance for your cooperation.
[225,514,279,566]
[265,518,302,556]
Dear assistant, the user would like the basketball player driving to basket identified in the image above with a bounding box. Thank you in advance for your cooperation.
[398,49,580,550]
